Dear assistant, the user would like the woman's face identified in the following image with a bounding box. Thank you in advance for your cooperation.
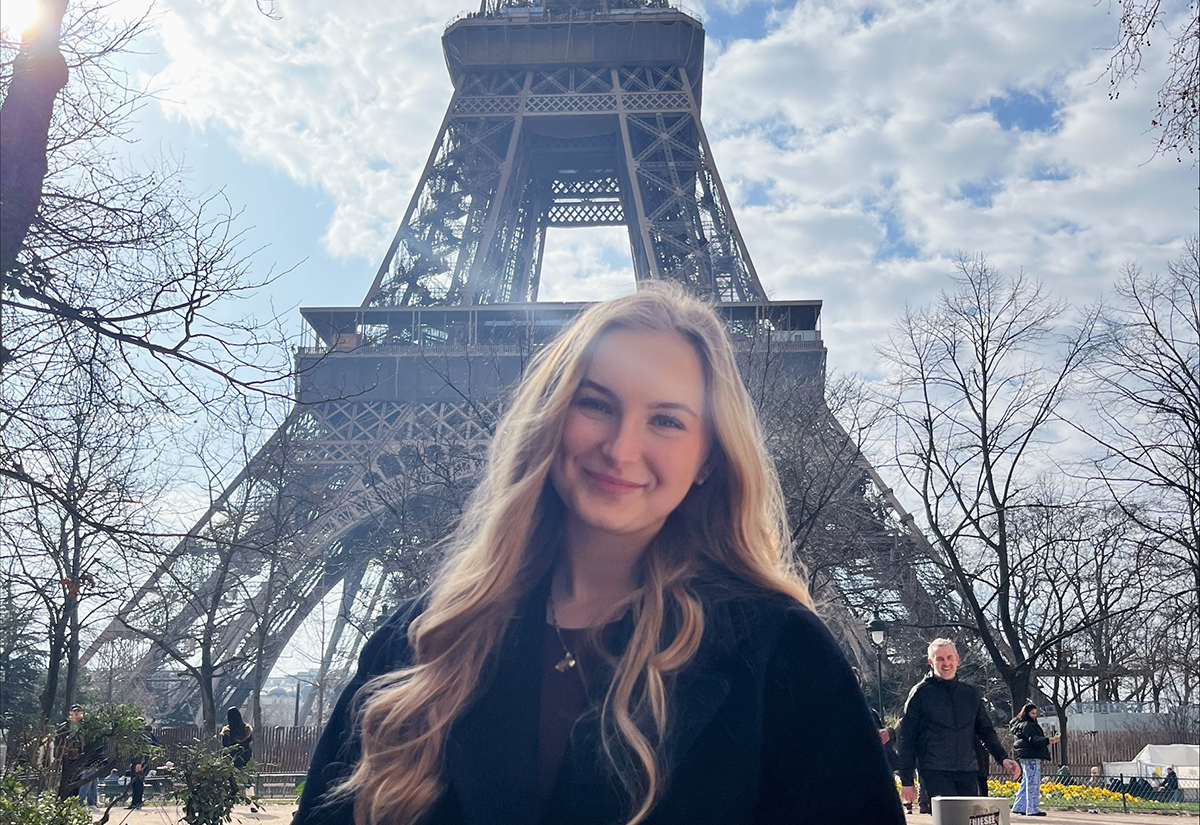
[1029,708,1038,719]
[550,328,710,547]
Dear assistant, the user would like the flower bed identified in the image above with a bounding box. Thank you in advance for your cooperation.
[987,779,1195,812]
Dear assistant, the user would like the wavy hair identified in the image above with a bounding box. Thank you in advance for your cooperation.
[339,283,811,825]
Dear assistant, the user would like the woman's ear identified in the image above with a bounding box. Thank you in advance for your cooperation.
[694,463,712,486]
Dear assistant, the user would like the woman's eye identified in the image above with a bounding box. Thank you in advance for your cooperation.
[651,414,686,430]
[575,396,611,413]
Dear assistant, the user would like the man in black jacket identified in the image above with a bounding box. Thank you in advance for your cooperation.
[897,639,1020,807]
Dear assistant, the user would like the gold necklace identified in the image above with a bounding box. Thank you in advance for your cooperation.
[546,594,578,673]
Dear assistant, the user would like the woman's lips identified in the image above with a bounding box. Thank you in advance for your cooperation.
[583,469,645,495]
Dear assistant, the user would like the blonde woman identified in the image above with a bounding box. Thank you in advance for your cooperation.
[295,285,904,825]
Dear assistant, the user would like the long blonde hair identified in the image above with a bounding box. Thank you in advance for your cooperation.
[340,283,812,824]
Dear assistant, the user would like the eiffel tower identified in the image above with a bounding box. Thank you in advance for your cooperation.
[86,0,950,723]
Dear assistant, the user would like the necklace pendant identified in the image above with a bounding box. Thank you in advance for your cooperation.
[554,651,577,672]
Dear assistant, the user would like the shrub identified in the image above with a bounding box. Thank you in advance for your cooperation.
[171,740,254,825]
[0,777,91,825]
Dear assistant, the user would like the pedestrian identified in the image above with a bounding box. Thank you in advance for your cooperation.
[220,707,254,770]
[1056,763,1071,784]
[128,759,146,808]
[1009,702,1057,816]
[897,639,1021,808]
[1159,767,1181,802]
[975,738,991,796]
[852,666,897,772]
[294,285,906,825]
[59,704,100,805]
[872,707,899,773]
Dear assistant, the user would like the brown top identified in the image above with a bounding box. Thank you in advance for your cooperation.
[536,621,605,808]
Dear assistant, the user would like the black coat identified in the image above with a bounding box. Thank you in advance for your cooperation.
[895,675,1009,785]
[294,576,905,825]
[221,726,253,770]
[1010,718,1052,762]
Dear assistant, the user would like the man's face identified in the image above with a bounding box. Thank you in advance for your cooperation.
[69,709,83,724]
[928,645,959,680]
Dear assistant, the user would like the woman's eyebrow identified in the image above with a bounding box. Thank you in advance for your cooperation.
[578,378,615,397]
[651,401,700,419]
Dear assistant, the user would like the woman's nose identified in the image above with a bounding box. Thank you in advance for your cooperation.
[602,414,642,464]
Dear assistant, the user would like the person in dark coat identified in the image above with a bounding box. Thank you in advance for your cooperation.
[1009,702,1057,816]
[293,287,905,825]
[871,707,899,773]
[897,640,1020,807]
[220,707,254,770]
[975,738,992,796]
[1158,767,1181,802]
[127,759,145,809]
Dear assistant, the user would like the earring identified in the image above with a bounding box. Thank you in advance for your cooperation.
[695,469,710,486]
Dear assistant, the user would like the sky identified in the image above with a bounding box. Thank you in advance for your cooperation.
[10,0,1185,379]
[2,0,1197,679]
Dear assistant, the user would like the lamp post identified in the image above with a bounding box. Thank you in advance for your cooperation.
[866,612,888,722]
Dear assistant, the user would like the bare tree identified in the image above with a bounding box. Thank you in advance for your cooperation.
[1019,496,1150,762]
[1103,0,1199,161]
[1083,238,1199,611]
[2,0,292,537]
[878,254,1099,712]
[0,353,160,723]
[0,0,70,303]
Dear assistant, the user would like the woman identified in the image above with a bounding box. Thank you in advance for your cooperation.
[1010,703,1056,816]
[220,707,254,771]
[295,285,904,825]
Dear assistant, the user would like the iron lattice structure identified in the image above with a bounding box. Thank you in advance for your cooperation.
[364,1,761,306]
[86,0,955,721]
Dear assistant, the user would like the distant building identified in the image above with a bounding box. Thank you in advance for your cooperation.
[1040,701,1199,734]
[258,671,319,727]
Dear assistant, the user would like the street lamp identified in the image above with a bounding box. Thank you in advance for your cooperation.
[866,612,888,722]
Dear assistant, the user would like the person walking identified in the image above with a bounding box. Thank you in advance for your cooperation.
[58,704,100,805]
[897,639,1021,808]
[1009,702,1057,816]
[975,739,992,796]
[293,286,905,825]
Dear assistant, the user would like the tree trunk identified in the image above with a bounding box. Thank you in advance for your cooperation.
[61,593,81,716]
[199,655,216,737]
[39,605,70,721]
[1056,707,1069,767]
[1005,661,1034,721]
[0,0,70,367]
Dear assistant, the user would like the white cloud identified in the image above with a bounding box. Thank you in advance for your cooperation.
[538,227,639,303]
[144,0,1195,379]
[153,0,456,261]
[700,0,1195,373]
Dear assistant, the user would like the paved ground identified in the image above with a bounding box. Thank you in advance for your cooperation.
[905,811,1198,824]
[91,802,1199,824]
[92,802,295,824]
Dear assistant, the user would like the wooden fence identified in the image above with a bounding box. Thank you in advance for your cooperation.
[152,726,320,773]
[1053,728,1198,773]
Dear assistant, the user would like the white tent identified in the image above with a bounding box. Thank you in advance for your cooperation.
[1104,743,1199,799]
[1130,743,1199,768]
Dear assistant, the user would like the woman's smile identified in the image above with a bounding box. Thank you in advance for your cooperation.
[582,468,647,495]
[549,327,710,544]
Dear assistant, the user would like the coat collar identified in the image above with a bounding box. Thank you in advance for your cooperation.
[443,581,732,825]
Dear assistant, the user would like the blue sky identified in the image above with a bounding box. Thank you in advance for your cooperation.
[93,0,1193,380]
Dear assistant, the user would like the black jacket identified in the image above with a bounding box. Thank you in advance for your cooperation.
[1010,718,1051,762]
[294,576,905,825]
[895,675,1009,785]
